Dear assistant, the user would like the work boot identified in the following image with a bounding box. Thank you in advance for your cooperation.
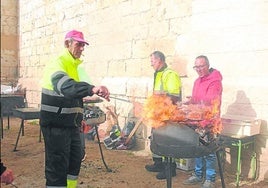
[201,180,215,188]
[183,174,202,185]
[156,162,176,180]
[145,157,164,172]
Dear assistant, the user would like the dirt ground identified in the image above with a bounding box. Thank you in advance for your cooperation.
[1,117,267,188]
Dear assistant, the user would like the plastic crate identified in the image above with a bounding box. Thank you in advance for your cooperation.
[175,158,195,171]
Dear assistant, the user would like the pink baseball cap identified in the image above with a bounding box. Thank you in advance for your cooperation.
[65,30,89,45]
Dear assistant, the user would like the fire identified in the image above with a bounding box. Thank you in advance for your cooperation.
[142,94,177,128]
[142,94,222,134]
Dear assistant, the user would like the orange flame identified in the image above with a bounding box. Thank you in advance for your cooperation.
[142,95,222,134]
[142,94,177,128]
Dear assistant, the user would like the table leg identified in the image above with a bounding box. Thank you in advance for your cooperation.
[22,119,25,136]
[7,115,10,129]
[250,152,257,179]
[236,140,242,187]
[250,137,257,180]
[1,117,3,139]
[13,119,24,151]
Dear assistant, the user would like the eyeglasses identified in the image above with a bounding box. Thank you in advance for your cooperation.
[193,64,207,70]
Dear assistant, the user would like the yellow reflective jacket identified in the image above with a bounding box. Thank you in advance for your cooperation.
[154,67,182,102]
[42,49,81,89]
[40,49,95,127]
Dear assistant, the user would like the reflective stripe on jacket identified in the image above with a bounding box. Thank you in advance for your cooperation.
[40,49,95,127]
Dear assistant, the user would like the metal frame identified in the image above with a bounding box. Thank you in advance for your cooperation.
[219,135,257,187]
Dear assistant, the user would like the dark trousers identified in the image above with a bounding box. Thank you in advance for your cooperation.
[41,126,82,186]
[80,132,86,157]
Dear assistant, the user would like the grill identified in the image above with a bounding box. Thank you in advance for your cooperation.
[150,123,225,188]
[83,106,106,125]
[83,104,112,172]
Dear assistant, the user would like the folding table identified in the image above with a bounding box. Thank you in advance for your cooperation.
[12,107,40,151]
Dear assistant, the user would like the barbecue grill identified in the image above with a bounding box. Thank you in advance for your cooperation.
[83,102,112,172]
[150,122,225,188]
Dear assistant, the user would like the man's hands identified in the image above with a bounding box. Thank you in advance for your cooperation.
[1,169,14,184]
[92,86,110,101]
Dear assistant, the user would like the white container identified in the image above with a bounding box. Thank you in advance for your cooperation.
[221,116,261,137]
[175,158,195,171]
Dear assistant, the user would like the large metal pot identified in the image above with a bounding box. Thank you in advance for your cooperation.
[150,123,219,158]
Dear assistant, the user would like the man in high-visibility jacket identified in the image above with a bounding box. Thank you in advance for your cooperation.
[145,51,182,179]
[40,30,110,188]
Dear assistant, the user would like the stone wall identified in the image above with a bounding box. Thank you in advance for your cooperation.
[6,0,268,181]
[1,0,19,85]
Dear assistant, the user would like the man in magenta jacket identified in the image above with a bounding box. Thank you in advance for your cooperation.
[183,55,223,188]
